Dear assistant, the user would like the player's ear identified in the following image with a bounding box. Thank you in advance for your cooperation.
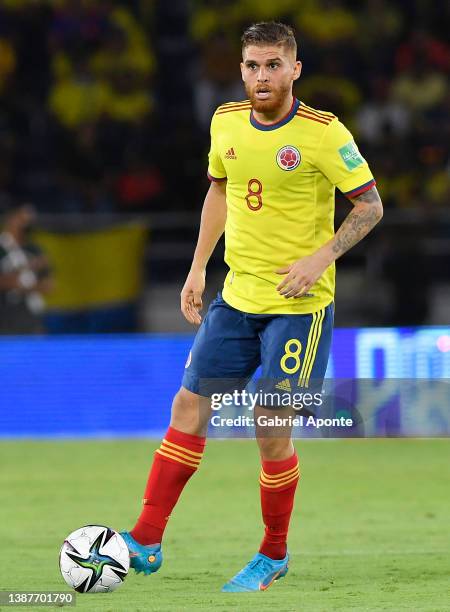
[293,60,302,81]
[240,62,245,82]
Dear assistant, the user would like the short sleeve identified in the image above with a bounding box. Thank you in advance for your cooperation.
[315,119,375,198]
[207,114,227,182]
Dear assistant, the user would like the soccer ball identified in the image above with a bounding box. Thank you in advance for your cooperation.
[59,525,129,593]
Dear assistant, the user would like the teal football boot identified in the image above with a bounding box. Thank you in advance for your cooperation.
[120,531,162,576]
[222,552,289,592]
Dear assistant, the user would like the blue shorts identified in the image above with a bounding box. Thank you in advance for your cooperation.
[182,293,334,405]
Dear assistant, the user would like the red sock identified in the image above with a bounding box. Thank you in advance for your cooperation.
[131,426,206,545]
[259,452,300,560]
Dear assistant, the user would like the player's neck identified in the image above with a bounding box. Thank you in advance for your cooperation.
[252,94,295,125]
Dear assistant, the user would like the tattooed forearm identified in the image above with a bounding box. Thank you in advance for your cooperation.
[332,186,383,257]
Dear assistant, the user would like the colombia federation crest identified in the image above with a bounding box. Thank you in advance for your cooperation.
[276,145,301,171]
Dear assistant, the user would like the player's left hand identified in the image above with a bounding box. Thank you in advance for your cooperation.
[275,253,329,298]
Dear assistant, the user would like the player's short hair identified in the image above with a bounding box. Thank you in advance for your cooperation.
[241,22,297,57]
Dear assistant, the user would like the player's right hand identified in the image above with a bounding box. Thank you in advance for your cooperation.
[180,268,206,325]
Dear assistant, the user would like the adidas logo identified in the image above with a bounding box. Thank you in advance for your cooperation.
[275,378,291,391]
[225,147,237,159]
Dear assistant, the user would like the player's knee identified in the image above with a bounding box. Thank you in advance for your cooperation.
[170,387,211,437]
[257,436,293,461]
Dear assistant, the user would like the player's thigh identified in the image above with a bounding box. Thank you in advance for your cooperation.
[260,302,334,396]
[182,293,261,397]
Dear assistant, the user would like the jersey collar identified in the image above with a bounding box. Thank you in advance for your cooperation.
[250,97,300,131]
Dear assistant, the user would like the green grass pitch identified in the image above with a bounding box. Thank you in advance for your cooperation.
[1,439,449,611]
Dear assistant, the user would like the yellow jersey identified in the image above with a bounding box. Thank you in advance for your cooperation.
[208,97,376,314]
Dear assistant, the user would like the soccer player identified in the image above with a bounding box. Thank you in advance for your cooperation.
[121,21,383,592]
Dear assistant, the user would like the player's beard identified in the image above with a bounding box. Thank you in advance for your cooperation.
[245,80,292,114]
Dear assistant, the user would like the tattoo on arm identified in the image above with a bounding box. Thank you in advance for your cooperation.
[351,187,381,204]
[332,186,383,256]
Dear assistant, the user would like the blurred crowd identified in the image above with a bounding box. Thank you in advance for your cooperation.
[0,0,448,215]
[0,0,164,213]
